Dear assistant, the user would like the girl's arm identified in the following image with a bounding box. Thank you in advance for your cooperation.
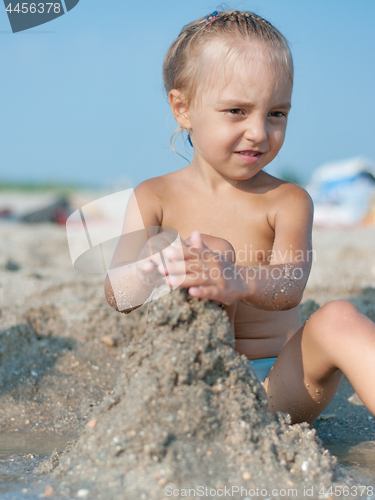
[104,179,164,313]
[238,184,314,310]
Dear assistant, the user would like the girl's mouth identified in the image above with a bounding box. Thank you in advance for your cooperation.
[235,151,263,163]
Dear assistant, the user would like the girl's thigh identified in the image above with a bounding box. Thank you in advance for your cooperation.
[263,321,343,425]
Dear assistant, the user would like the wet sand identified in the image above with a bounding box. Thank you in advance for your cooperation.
[0,222,375,497]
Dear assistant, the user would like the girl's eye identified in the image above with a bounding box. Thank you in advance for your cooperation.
[226,108,244,115]
[269,111,287,118]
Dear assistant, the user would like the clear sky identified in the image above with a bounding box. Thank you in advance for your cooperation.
[0,0,374,188]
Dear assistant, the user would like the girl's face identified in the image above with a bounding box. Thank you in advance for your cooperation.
[187,45,293,182]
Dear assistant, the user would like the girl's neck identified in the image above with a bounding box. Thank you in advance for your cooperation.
[188,158,244,193]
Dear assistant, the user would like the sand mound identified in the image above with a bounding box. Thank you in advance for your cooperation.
[50,288,343,500]
[0,322,73,398]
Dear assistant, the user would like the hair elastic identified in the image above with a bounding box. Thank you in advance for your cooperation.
[205,10,217,26]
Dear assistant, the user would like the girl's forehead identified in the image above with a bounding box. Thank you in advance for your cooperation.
[193,41,292,106]
[205,59,291,104]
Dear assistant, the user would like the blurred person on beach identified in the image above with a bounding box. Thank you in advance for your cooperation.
[105,10,375,424]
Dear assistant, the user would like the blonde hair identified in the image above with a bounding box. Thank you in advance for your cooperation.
[163,10,294,153]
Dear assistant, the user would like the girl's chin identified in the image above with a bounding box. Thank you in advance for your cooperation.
[228,168,264,181]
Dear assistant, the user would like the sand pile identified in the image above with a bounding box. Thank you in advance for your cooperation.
[50,288,345,500]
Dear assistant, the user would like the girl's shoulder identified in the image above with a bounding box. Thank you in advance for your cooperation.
[133,170,187,225]
[260,173,314,230]
[260,172,313,204]
[134,169,187,198]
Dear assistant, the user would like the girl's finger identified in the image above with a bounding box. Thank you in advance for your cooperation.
[160,261,190,275]
[163,247,178,260]
[169,272,217,288]
[139,261,154,271]
[164,243,206,262]
[188,285,220,300]
[189,230,205,249]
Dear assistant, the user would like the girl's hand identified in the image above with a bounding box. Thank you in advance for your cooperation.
[136,231,178,285]
[158,230,244,305]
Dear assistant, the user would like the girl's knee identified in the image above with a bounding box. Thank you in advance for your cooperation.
[309,299,359,326]
[305,299,361,347]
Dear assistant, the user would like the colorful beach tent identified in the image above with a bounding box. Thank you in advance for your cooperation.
[306,157,375,227]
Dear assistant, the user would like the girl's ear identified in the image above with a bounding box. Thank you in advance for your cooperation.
[168,90,192,130]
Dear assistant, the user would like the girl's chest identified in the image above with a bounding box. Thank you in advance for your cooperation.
[161,191,275,265]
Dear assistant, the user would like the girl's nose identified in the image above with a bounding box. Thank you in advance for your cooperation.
[244,117,267,144]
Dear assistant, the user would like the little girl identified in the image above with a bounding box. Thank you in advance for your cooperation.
[105,10,375,425]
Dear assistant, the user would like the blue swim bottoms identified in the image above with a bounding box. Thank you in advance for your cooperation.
[249,357,277,383]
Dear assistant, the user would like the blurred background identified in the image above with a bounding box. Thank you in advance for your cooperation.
[0,0,374,226]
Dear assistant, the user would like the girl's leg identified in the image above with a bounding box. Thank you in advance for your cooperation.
[263,300,375,424]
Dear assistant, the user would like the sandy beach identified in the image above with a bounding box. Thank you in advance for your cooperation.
[0,220,375,497]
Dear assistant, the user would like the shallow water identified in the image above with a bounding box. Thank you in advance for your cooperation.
[0,432,70,498]
[0,433,374,497]
[327,441,375,484]
[0,432,69,459]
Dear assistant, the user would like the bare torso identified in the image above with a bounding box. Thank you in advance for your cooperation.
[144,167,303,360]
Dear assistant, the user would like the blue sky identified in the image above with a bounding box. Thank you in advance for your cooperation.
[0,0,374,188]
